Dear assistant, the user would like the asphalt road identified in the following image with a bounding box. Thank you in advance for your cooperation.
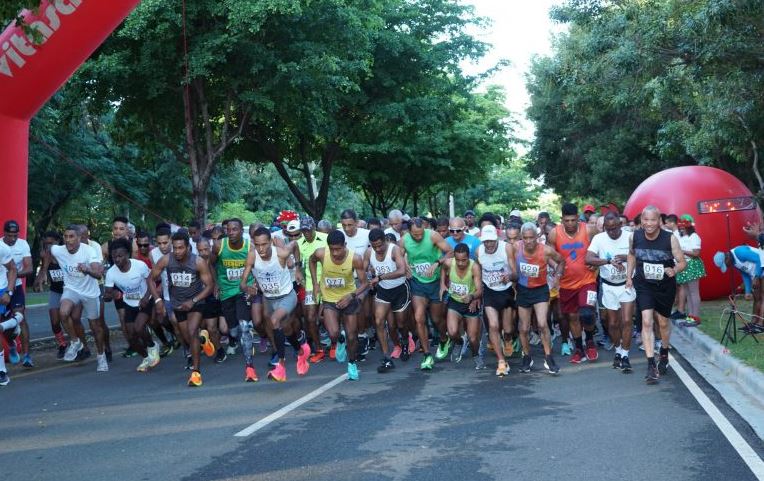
[1,337,763,481]
[24,303,121,341]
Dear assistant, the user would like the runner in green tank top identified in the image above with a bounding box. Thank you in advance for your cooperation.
[440,243,483,366]
[216,237,253,300]
[398,218,452,371]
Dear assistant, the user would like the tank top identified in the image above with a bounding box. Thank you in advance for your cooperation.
[403,229,442,284]
[167,253,204,308]
[448,259,476,303]
[320,249,356,303]
[477,241,511,292]
[515,241,548,289]
[370,243,405,290]
[554,223,596,289]
[253,246,293,298]
[48,258,65,294]
[298,232,327,291]
[216,238,253,300]
[633,229,675,285]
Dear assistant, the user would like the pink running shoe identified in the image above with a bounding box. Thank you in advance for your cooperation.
[297,343,311,376]
[391,345,402,359]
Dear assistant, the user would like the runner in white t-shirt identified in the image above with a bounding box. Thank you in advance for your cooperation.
[585,212,635,372]
[1,219,33,367]
[0,241,19,386]
[51,225,108,372]
[340,209,373,358]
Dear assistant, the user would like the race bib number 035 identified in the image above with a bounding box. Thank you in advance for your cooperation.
[643,263,665,281]
[519,262,540,278]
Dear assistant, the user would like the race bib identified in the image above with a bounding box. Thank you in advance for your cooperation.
[449,282,469,298]
[374,265,393,276]
[413,263,432,276]
[586,290,598,306]
[226,267,244,281]
[124,289,143,300]
[49,269,64,282]
[325,277,346,289]
[605,265,627,283]
[484,270,504,288]
[260,281,281,295]
[170,272,193,287]
[304,291,315,305]
[643,263,665,281]
[519,262,540,278]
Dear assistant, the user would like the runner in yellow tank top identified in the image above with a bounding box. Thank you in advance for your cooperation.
[309,229,368,381]
[440,243,482,365]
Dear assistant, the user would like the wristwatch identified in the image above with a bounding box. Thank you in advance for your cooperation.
[191,297,198,304]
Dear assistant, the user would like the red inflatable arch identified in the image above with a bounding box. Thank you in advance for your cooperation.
[624,166,760,300]
[0,0,141,237]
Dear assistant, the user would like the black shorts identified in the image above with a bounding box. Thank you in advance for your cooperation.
[516,284,550,308]
[221,293,251,329]
[10,284,25,309]
[447,298,480,317]
[202,297,222,319]
[374,282,411,313]
[482,285,515,311]
[124,303,152,323]
[323,298,361,316]
[173,300,205,322]
[635,279,676,318]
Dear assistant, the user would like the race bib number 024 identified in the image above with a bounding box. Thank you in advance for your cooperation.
[643,263,665,281]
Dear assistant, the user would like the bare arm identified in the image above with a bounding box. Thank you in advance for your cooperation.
[309,249,324,296]
[668,235,686,277]
[626,236,635,289]
[195,257,215,300]
[239,249,258,295]
[33,248,51,290]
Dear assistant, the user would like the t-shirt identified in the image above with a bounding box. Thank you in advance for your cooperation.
[679,233,701,252]
[344,228,370,257]
[0,237,30,286]
[383,228,401,242]
[588,231,632,284]
[105,259,150,307]
[50,243,101,298]
[446,234,481,260]
[89,240,104,263]
[150,247,171,301]
[0,243,13,290]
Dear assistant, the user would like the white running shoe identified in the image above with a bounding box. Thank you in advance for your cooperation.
[136,356,151,372]
[96,353,109,372]
[63,340,83,362]
[148,345,160,368]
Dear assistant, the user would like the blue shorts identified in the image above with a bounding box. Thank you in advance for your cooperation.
[409,278,441,303]
[0,287,7,316]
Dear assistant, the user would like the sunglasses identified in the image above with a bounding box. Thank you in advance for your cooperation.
[448,228,463,233]
[137,243,150,247]
[4,230,18,234]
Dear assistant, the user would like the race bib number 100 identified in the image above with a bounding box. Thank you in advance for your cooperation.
[643,263,665,281]
[413,263,432,276]
[519,262,540,278]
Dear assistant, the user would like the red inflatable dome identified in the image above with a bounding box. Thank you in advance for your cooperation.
[624,166,760,300]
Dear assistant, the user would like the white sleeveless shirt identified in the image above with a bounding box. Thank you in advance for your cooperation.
[253,246,293,298]
[370,243,405,290]
[477,241,512,291]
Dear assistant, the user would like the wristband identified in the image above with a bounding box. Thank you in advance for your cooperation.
[154,298,163,304]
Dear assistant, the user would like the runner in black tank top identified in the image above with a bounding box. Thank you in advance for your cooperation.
[626,206,686,384]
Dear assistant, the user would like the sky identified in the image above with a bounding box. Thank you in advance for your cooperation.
[460,0,565,146]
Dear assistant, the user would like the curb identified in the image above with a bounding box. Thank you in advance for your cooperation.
[671,319,764,403]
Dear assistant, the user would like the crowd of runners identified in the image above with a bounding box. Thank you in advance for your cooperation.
[0,202,760,388]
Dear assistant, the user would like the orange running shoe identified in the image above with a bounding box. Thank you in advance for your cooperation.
[187,370,202,387]
[297,343,311,376]
[245,365,259,382]
[200,330,215,357]
[310,349,326,363]
[329,344,337,360]
[267,362,287,382]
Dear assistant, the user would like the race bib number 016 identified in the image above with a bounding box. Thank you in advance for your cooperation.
[325,277,346,289]
[519,262,540,278]
[643,263,665,281]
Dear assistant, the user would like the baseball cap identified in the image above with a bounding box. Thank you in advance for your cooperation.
[583,204,596,213]
[286,220,300,233]
[464,210,476,217]
[300,216,315,231]
[713,251,727,273]
[480,225,498,241]
[3,220,19,232]
[509,209,522,218]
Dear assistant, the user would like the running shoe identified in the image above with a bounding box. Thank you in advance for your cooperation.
[420,353,434,371]
[245,365,259,382]
[310,349,326,363]
[377,358,395,373]
[585,341,598,361]
[297,343,311,376]
[612,352,622,369]
[172,338,182,350]
[76,348,91,361]
[451,343,463,363]
[8,343,20,364]
[347,362,359,381]
[188,370,203,387]
[268,363,287,382]
[329,344,337,360]
[212,347,226,362]
[503,338,514,357]
[358,335,370,356]
[529,331,541,346]
[645,363,659,384]
[620,356,632,373]
[200,330,215,357]
[544,355,560,375]
[474,356,487,370]
[519,354,533,373]
[56,345,67,360]
[185,355,193,370]
[435,338,451,361]
[137,356,151,372]
[160,343,174,358]
[105,348,113,363]
[512,338,521,356]
[560,341,572,357]
[335,340,348,363]
[400,343,410,362]
[369,335,377,351]
[122,348,137,358]
[226,343,238,355]
[96,353,109,372]
[658,353,669,376]
[0,371,8,386]
[569,349,585,364]
[407,334,416,354]
[22,354,34,368]
[148,345,160,368]
[391,345,402,359]
[496,359,509,376]
[669,310,685,320]
[269,352,280,367]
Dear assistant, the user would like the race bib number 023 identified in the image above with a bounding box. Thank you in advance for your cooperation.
[643,263,665,281]
[449,282,469,298]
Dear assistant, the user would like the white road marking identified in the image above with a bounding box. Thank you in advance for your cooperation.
[234,373,348,437]
[670,354,764,479]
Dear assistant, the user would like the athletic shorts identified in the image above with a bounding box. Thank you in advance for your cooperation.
[559,283,598,314]
[221,293,251,329]
[409,278,441,303]
[114,296,127,311]
[264,290,298,317]
[447,298,479,317]
[375,282,411,313]
[516,284,550,308]
[483,285,515,311]
[10,284,25,309]
[0,287,7,316]
[601,281,636,311]
[202,297,222,319]
[635,279,676,318]
[48,290,62,310]
[323,297,361,316]
[124,303,152,323]
[173,300,205,322]
[61,288,100,320]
